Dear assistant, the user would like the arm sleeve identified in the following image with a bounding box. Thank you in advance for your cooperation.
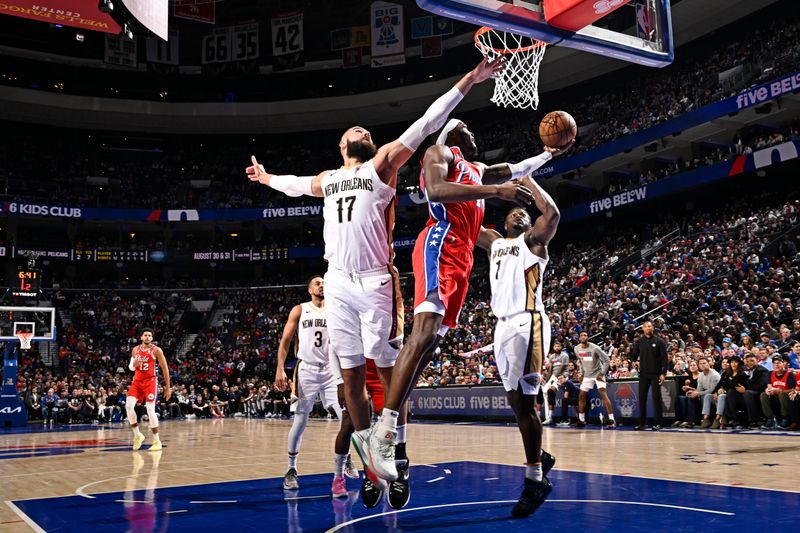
[268,175,315,197]
[399,87,464,150]
[128,357,136,371]
[507,152,553,181]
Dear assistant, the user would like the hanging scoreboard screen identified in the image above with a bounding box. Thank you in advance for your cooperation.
[11,269,41,298]
[202,23,259,64]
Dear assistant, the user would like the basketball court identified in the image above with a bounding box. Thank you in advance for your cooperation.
[2,419,798,531]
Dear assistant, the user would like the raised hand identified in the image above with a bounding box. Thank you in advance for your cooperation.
[246,155,272,186]
[470,56,508,83]
[543,139,575,157]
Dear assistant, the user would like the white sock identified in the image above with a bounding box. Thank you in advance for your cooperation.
[579,413,585,422]
[288,452,298,470]
[395,424,407,444]
[379,408,399,434]
[333,453,347,476]
[526,464,543,482]
[132,426,143,437]
[608,414,616,422]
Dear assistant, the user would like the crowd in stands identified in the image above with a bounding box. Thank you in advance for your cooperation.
[6,177,800,431]
[0,14,797,212]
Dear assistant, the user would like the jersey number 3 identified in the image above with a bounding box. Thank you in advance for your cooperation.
[314,331,323,347]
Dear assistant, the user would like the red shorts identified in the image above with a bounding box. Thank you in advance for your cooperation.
[365,359,385,412]
[127,379,157,404]
[412,223,473,329]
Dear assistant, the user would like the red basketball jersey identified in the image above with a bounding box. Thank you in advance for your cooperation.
[132,344,157,382]
[420,146,485,245]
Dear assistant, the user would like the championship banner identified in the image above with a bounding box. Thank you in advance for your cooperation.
[331,25,371,51]
[104,34,137,68]
[146,29,179,65]
[370,1,405,68]
[421,36,442,58]
[271,11,304,71]
[0,0,121,34]
[342,47,363,68]
[174,0,215,24]
[410,15,453,39]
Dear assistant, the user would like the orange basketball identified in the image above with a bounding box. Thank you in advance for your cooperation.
[539,110,577,148]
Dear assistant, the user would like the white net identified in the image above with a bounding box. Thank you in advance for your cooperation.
[474,27,547,110]
[15,332,33,350]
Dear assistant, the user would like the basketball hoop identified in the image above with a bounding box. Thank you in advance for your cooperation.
[15,331,33,350]
[474,27,547,110]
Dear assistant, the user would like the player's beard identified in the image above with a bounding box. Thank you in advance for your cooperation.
[346,140,377,162]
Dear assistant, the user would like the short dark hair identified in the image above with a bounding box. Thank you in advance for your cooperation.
[642,319,653,326]
[744,352,757,359]
[306,275,323,287]
[140,327,154,336]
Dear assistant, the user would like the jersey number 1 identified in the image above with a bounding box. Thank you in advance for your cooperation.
[495,259,501,279]
[336,196,356,223]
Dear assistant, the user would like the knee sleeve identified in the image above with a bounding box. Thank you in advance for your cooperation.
[126,396,138,424]
[288,410,309,454]
[146,402,159,428]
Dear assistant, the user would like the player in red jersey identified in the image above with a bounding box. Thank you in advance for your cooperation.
[368,119,571,506]
[126,328,171,451]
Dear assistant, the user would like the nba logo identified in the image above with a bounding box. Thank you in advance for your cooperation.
[636,4,655,40]
[374,6,400,47]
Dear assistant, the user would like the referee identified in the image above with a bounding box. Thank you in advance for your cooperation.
[631,319,668,430]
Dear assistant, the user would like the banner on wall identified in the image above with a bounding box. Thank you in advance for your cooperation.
[408,381,677,419]
[271,10,304,71]
[370,1,405,67]
[174,0,215,24]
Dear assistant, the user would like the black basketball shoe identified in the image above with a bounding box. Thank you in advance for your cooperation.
[360,467,385,509]
[388,459,410,509]
[511,477,553,518]
[541,450,556,476]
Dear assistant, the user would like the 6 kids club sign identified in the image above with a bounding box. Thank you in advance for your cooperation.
[0,1,122,33]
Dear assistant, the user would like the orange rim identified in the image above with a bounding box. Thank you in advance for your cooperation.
[474,26,547,55]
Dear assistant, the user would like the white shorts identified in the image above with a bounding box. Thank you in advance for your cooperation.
[291,360,340,415]
[324,266,404,370]
[494,311,551,396]
[580,377,608,392]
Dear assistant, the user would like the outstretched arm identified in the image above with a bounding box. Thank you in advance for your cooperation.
[276,305,302,391]
[372,57,507,183]
[521,175,560,251]
[476,226,502,252]
[423,145,534,206]
[482,142,574,184]
[246,156,327,197]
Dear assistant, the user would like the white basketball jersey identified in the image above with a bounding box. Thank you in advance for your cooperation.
[322,160,396,272]
[296,302,328,365]
[489,234,548,319]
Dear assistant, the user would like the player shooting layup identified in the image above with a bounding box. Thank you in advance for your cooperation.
[246,57,505,507]
[126,328,171,451]
[476,194,561,518]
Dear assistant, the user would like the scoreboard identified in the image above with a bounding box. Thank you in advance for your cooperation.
[11,269,41,298]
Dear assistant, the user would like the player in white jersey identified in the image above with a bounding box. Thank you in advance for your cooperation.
[247,57,505,506]
[477,171,562,519]
[275,276,357,496]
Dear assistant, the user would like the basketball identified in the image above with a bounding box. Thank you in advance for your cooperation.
[539,110,577,148]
